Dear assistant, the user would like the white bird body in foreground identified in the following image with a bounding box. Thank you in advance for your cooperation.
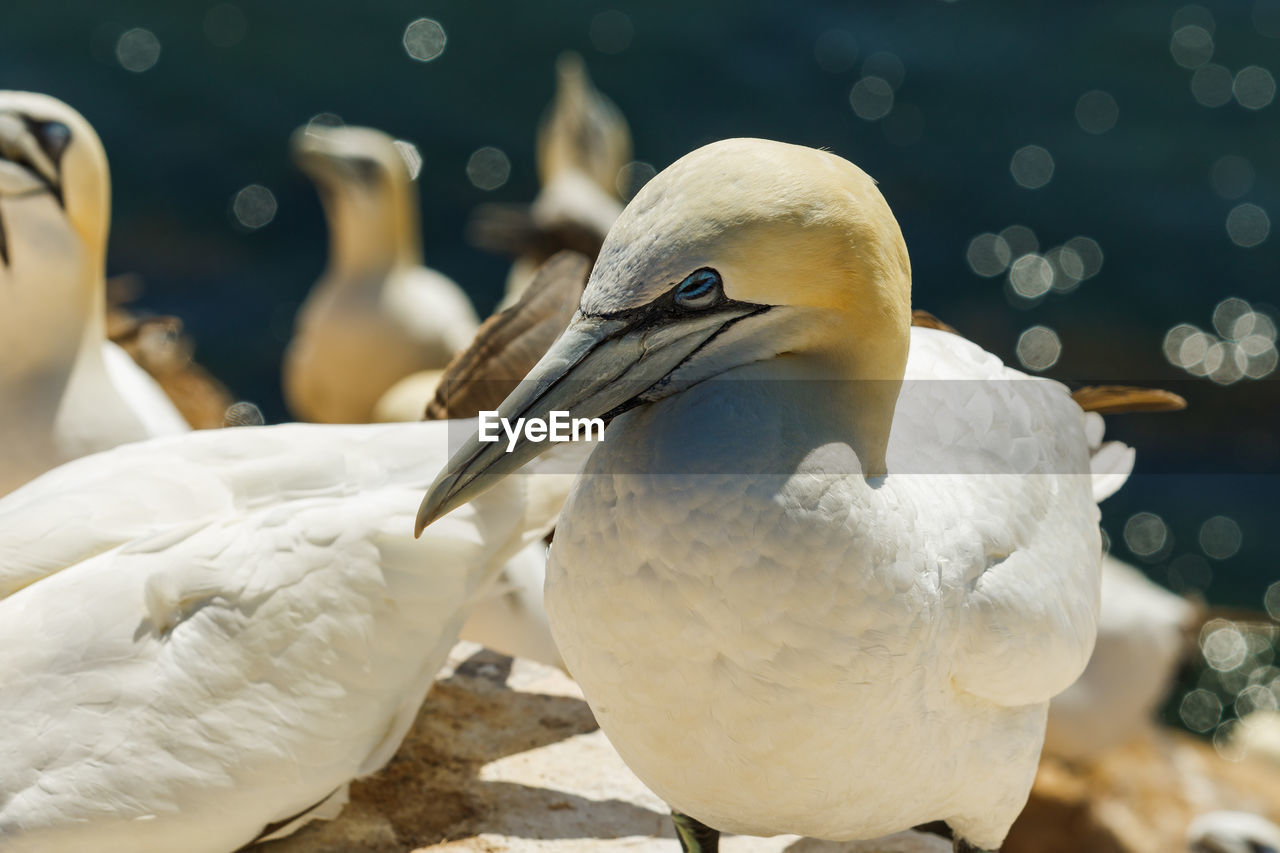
[0,418,577,853]
[0,92,187,495]
[286,125,479,423]
[1044,554,1195,760]
[419,139,1118,850]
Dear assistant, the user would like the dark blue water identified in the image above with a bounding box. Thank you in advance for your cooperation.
[2,0,1277,608]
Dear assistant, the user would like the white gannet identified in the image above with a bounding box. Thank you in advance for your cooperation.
[1043,553,1197,761]
[0,91,189,495]
[469,52,629,304]
[417,138,1137,852]
[0,417,581,853]
[285,124,479,424]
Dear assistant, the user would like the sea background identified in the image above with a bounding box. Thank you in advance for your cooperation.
[1,2,1277,628]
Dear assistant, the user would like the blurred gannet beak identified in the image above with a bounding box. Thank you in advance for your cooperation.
[415,299,767,535]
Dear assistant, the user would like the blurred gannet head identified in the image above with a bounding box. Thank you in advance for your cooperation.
[292,123,421,269]
[537,52,632,195]
[0,91,110,374]
[418,138,912,532]
[0,91,108,268]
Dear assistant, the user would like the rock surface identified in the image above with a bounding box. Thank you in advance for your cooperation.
[260,643,948,853]
[1005,726,1280,853]
[262,643,1280,853]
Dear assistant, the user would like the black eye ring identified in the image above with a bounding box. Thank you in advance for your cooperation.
[673,268,723,310]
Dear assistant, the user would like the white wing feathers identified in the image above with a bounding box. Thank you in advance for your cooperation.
[0,419,578,853]
[897,329,1103,708]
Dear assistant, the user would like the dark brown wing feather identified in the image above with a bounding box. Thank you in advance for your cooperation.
[425,251,591,420]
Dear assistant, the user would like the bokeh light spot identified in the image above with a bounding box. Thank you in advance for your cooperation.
[1265,581,1280,620]
[1075,90,1118,134]
[1010,145,1054,189]
[1001,225,1039,258]
[1124,512,1169,558]
[1170,24,1214,68]
[1016,325,1061,371]
[1180,688,1223,732]
[116,28,161,73]
[1191,64,1234,107]
[1008,254,1054,299]
[616,160,657,201]
[850,76,894,121]
[1233,65,1277,109]
[862,51,905,90]
[589,10,634,54]
[965,233,1012,277]
[223,401,264,427]
[1203,626,1249,671]
[392,140,422,181]
[466,147,511,191]
[231,184,277,230]
[403,18,446,62]
[1200,515,1243,559]
[1210,155,1255,199]
[1227,203,1270,247]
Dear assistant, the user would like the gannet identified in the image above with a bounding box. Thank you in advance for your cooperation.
[418,138,1134,852]
[469,52,629,304]
[285,124,479,424]
[0,417,581,853]
[1043,554,1197,761]
[0,91,188,495]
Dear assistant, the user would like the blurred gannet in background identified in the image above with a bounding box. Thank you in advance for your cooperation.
[418,138,1152,852]
[0,91,188,495]
[285,124,479,423]
[0,416,581,852]
[469,52,630,304]
[1188,811,1280,853]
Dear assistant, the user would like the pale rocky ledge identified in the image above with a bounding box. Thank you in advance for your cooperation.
[261,642,1280,853]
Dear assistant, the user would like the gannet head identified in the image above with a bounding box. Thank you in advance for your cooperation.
[292,123,421,268]
[418,138,911,533]
[0,91,109,268]
[0,92,110,375]
[537,52,632,195]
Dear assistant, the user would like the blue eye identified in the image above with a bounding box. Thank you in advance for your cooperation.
[674,268,722,309]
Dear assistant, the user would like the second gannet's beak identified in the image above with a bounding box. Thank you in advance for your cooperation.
[415,296,768,535]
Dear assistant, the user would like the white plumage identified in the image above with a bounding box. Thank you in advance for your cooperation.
[1044,554,1196,760]
[0,91,188,496]
[285,124,479,423]
[0,418,578,852]
[419,138,1125,850]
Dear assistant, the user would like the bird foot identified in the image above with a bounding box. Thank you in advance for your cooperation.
[671,809,720,853]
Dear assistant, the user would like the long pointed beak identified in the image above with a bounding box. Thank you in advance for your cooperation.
[415,304,764,535]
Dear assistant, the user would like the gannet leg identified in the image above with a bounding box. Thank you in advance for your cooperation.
[671,809,720,853]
